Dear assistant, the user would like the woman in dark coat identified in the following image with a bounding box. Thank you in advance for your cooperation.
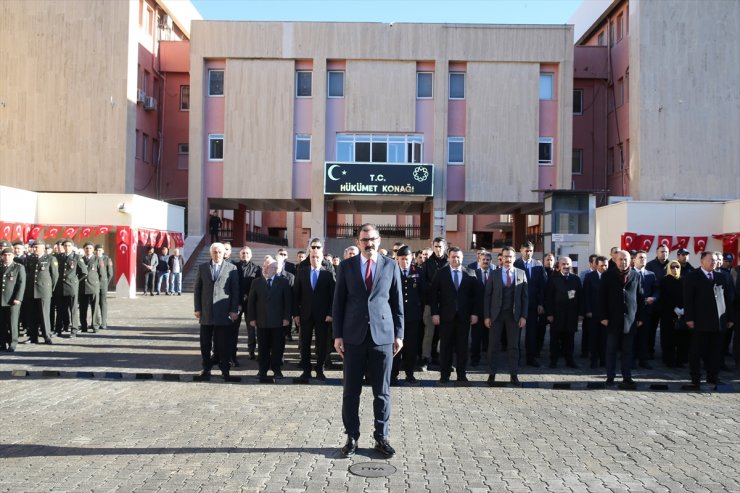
[659,260,687,367]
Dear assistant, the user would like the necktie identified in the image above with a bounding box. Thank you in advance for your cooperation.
[453,269,460,290]
[708,272,713,281]
[403,269,408,278]
[311,269,318,289]
[365,259,373,293]
[483,270,488,285]
[267,278,272,288]
[506,269,512,287]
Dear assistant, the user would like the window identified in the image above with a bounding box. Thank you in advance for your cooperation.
[449,73,465,99]
[208,69,224,96]
[539,73,553,100]
[552,195,589,234]
[180,85,190,110]
[572,149,583,175]
[145,7,153,34]
[447,137,464,164]
[135,130,141,159]
[617,14,624,41]
[295,135,311,161]
[177,144,188,170]
[142,133,149,163]
[607,86,615,112]
[607,146,614,174]
[539,138,553,164]
[335,134,423,164]
[328,71,344,98]
[152,139,159,165]
[609,20,615,46]
[597,31,606,46]
[209,134,224,161]
[573,89,583,114]
[142,70,149,94]
[417,72,433,98]
[617,77,624,106]
[178,143,189,154]
[296,71,312,97]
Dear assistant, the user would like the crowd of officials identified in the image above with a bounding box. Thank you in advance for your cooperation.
[0,238,114,351]
[192,234,738,389]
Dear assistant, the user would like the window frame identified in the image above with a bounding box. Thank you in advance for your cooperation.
[180,85,190,111]
[538,137,554,165]
[416,72,433,99]
[296,70,312,98]
[447,137,465,165]
[142,133,150,163]
[573,88,583,115]
[327,71,344,98]
[539,73,554,101]
[208,69,224,97]
[335,134,423,164]
[177,143,189,154]
[208,134,224,161]
[295,134,312,162]
[449,72,465,100]
[572,148,583,175]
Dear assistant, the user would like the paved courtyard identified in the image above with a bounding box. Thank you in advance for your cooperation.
[0,294,738,492]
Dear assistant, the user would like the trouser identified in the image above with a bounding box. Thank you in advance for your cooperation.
[227,319,239,363]
[0,304,21,348]
[587,317,607,366]
[199,324,231,374]
[392,317,420,378]
[488,314,520,375]
[580,316,590,357]
[537,316,548,355]
[94,286,108,328]
[55,293,79,331]
[469,319,489,364]
[169,272,182,294]
[156,272,169,294]
[689,330,722,384]
[342,331,393,441]
[144,271,156,294]
[439,317,470,378]
[421,305,439,361]
[660,313,679,366]
[50,295,56,331]
[524,307,540,361]
[550,330,575,364]
[27,297,53,342]
[635,311,653,363]
[647,311,660,356]
[257,326,285,374]
[299,319,328,373]
[79,292,99,330]
[606,328,635,379]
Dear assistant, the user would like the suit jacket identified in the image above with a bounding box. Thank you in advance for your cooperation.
[474,267,495,318]
[236,260,262,309]
[544,272,584,332]
[247,275,292,328]
[332,254,404,345]
[635,268,658,316]
[514,258,547,309]
[484,267,529,322]
[429,265,480,322]
[58,252,88,296]
[278,269,295,287]
[599,268,644,334]
[293,266,335,322]
[684,268,734,332]
[400,264,425,322]
[1,262,26,306]
[25,253,59,299]
[194,261,240,326]
[583,270,605,320]
[81,255,102,294]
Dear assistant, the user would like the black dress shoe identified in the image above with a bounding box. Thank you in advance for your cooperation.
[638,362,653,370]
[374,439,396,458]
[405,375,418,384]
[44,337,53,345]
[439,376,450,384]
[619,378,637,390]
[510,374,521,386]
[341,437,358,457]
[249,351,256,360]
[456,375,469,382]
[390,377,400,387]
[605,377,615,386]
[487,374,496,386]
[198,370,211,380]
[707,379,725,386]
[315,370,326,381]
[273,371,284,379]
[231,358,241,368]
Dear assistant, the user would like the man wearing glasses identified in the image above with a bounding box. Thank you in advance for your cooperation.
[333,223,404,458]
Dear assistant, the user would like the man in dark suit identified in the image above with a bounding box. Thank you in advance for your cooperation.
[420,237,449,369]
[471,251,494,367]
[429,246,480,383]
[142,246,158,296]
[683,251,735,388]
[277,248,296,276]
[235,246,261,361]
[545,256,584,368]
[55,239,87,336]
[583,256,608,368]
[293,238,335,382]
[1,247,26,352]
[484,246,528,386]
[194,242,240,380]
[24,241,58,344]
[599,250,644,388]
[633,251,658,369]
[645,244,670,357]
[333,223,403,458]
[391,245,424,385]
[79,242,102,333]
[513,241,547,367]
[248,257,292,380]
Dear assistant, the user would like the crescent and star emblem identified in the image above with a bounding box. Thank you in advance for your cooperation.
[327,164,341,181]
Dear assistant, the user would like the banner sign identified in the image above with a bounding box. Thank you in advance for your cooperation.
[323,162,433,196]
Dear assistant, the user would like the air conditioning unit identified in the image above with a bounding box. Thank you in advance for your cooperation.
[137,89,146,104]
[144,96,157,110]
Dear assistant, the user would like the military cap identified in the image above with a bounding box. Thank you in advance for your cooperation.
[1,247,13,255]
[723,253,734,262]
[0,240,11,249]
[677,248,690,255]
[83,241,94,248]
[94,244,104,250]
[396,245,412,257]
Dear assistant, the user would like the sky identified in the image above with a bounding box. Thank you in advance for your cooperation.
[190,0,583,25]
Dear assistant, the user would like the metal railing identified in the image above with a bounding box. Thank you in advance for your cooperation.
[328,223,422,239]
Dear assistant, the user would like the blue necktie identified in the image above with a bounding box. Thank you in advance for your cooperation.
[311,269,318,290]
[453,269,460,290]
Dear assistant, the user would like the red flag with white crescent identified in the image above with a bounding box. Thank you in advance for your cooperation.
[12,223,24,241]
[155,231,166,248]
[0,223,10,240]
[637,235,655,252]
[621,232,636,251]
[657,235,673,251]
[63,226,79,239]
[672,236,689,251]
[150,230,159,247]
[79,226,94,239]
[28,225,43,241]
[694,236,708,254]
[95,225,112,236]
[44,225,61,239]
[139,229,149,245]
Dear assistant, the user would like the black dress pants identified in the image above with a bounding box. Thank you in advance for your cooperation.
[439,317,470,378]
[200,324,231,374]
[606,328,635,379]
[470,319,489,364]
[550,330,575,364]
[257,326,285,374]
[689,330,722,384]
[392,317,419,378]
[299,319,328,373]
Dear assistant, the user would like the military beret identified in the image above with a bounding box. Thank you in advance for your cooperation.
[1,247,13,255]
[396,245,412,257]
[83,241,94,248]
[33,240,46,247]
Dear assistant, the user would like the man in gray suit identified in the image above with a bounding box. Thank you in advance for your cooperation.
[484,245,529,386]
[194,242,240,380]
[333,223,404,458]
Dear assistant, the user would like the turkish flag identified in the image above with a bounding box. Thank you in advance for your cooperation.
[155,231,166,248]
[150,230,159,247]
[12,223,24,242]
[44,225,61,239]
[672,236,689,251]
[79,226,94,239]
[95,225,112,236]
[139,229,150,246]
[62,226,79,239]
[0,223,11,240]
[172,233,184,247]
[621,232,637,251]
[637,235,655,252]
[657,235,673,251]
[694,236,708,254]
[28,225,43,241]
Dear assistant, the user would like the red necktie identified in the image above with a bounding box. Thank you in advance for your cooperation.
[365,259,373,293]
[506,269,512,287]
[483,271,488,285]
